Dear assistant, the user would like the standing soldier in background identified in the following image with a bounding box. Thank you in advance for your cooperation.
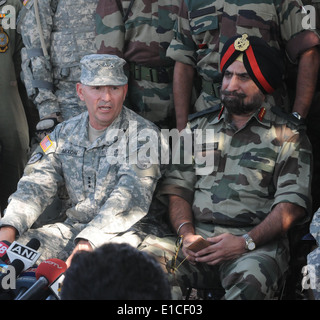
[17,0,99,141]
[168,0,320,131]
[95,0,181,130]
[0,0,29,215]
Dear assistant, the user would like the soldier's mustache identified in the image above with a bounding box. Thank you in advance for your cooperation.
[221,90,247,99]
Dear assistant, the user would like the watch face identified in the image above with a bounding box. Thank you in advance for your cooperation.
[248,241,255,250]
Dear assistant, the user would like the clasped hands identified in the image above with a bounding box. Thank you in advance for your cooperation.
[181,233,247,266]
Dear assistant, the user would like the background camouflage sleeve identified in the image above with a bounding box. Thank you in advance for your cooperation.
[17,0,59,119]
[96,0,180,66]
[167,0,320,82]
[95,0,125,58]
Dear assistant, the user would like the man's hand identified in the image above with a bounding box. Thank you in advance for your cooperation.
[193,233,246,266]
[0,226,17,243]
[65,239,93,268]
[181,234,205,264]
[36,112,63,140]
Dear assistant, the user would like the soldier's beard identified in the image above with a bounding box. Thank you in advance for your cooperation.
[221,90,264,115]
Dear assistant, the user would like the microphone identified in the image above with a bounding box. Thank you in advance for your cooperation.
[13,267,38,300]
[6,238,41,272]
[0,239,41,299]
[17,258,67,300]
[0,241,11,264]
[0,238,41,284]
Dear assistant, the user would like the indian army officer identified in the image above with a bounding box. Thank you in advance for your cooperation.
[139,34,313,300]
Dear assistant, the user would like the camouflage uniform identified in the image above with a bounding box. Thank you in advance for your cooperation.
[307,208,320,299]
[0,106,168,262]
[167,0,320,112]
[95,0,181,129]
[17,0,98,121]
[140,103,312,299]
[0,0,29,213]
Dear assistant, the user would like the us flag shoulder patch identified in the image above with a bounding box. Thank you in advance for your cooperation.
[40,135,53,152]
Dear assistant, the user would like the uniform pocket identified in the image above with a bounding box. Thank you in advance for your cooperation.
[238,150,276,189]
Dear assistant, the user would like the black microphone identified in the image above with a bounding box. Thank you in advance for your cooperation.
[13,267,38,300]
[18,258,67,300]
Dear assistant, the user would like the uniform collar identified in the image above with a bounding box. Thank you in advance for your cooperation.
[210,102,272,128]
[65,107,128,149]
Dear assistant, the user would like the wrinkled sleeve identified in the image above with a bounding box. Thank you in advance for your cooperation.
[95,0,125,57]
[166,1,198,66]
[159,126,196,205]
[273,129,313,215]
[17,0,59,118]
[0,129,64,236]
[279,0,320,63]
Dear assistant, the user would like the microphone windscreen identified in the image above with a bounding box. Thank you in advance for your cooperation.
[36,259,67,284]
[26,238,40,251]
[0,241,11,263]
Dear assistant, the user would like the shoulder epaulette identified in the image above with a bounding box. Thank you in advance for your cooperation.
[271,106,306,131]
[188,104,222,122]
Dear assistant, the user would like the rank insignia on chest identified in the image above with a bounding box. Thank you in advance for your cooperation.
[218,106,225,120]
[0,26,9,53]
[258,107,266,121]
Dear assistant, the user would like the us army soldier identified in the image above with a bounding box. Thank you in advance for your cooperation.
[0,54,168,266]
[17,0,99,139]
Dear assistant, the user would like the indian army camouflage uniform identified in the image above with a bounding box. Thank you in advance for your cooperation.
[0,0,29,213]
[0,107,169,262]
[17,0,98,121]
[95,0,181,129]
[139,103,312,299]
[167,0,320,112]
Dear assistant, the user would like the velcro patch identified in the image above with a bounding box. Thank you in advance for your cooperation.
[40,135,53,152]
[27,152,43,164]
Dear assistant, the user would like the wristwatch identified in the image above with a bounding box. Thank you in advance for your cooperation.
[292,112,302,120]
[242,234,256,251]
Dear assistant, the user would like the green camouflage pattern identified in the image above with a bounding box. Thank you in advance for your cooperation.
[167,0,320,111]
[17,0,98,120]
[0,107,169,260]
[140,102,312,299]
[139,227,290,299]
[95,0,181,129]
[163,103,312,226]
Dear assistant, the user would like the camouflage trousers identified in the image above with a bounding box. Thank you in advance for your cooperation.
[139,222,290,300]
[16,189,172,264]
